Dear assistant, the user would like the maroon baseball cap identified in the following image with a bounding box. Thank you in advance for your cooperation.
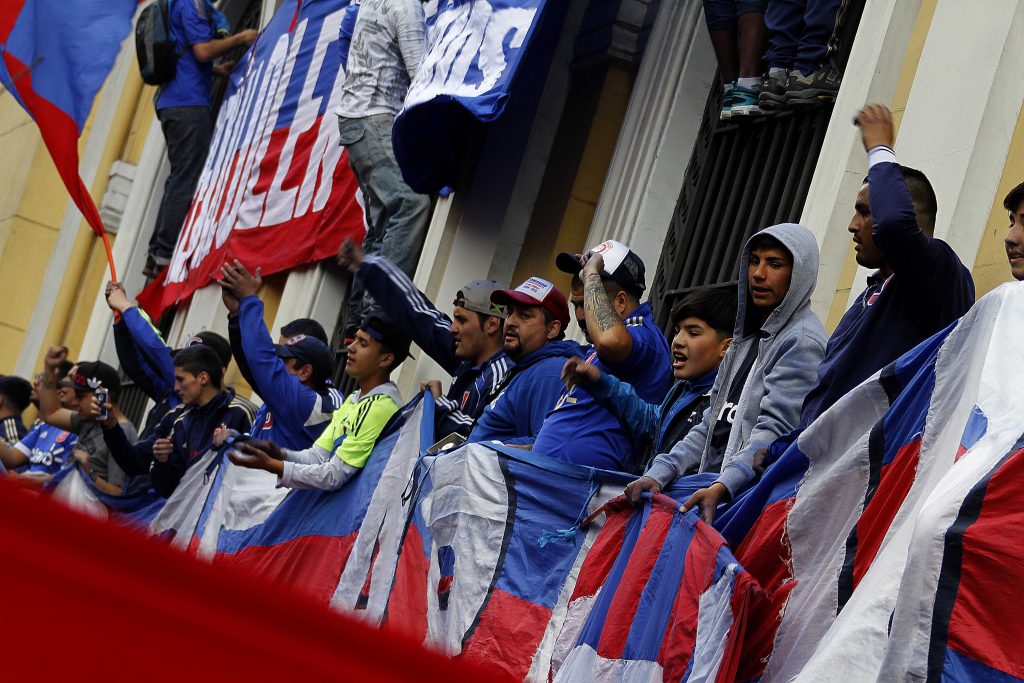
[490,277,570,330]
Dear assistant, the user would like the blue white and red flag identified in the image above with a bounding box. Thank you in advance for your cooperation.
[393,0,569,193]
[0,0,136,274]
[550,493,763,682]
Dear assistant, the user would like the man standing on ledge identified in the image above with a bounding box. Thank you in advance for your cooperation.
[144,1,257,277]
[337,0,431,337]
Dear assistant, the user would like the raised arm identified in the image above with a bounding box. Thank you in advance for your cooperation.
[339,241,459,373]
[37,347,75,430]
[581,256,633,364]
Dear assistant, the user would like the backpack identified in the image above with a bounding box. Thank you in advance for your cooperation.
[135,0,181,86]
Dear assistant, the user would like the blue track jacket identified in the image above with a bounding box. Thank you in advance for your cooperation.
[229,296,343,449]
[103,389,254,498]
[356,254,513,437]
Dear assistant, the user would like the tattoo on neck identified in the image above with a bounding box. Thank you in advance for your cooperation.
[584,272,622,333]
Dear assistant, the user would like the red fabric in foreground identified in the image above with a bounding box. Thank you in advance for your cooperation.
[0,478,504,681]
[216,533,356,605]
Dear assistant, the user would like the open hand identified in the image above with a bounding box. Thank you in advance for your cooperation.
[624,475,661,505]
[855,103,895,151]
[220,260,262,300]
[682,482,729,524]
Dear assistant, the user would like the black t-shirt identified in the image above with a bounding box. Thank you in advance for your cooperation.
[705,343,760,472]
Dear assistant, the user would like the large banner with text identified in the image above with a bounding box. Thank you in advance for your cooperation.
[139,0,363,318]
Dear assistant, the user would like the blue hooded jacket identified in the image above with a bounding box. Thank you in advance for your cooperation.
[468,340,582,446]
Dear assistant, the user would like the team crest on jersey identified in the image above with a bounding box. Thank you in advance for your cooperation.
[55,432,69,443]
[263,413,274,429]
[866,274,894,307]
[461,391,470,409]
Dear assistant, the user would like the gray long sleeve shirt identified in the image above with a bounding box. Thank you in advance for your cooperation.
[336,0,427,118]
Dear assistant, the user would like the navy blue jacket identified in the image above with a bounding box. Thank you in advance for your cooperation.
[357,254,513,437]
[228,296,343,449]
[113,307,180,437]
[103,389,254,498]
[468,340,581,446]
[799,155,975,427]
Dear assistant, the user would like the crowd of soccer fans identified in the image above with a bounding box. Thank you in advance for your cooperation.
[4,105,1024,538]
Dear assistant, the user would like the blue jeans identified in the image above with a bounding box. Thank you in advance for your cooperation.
[338,114,431,327]
[149,106,213,261]
[763,0,845,74]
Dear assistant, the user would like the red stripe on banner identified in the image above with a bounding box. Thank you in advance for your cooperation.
[732,499,796,682]
[460,588,552,680]
[0,1,27,42]
[659,520,725,681]
[2,51,107,239]
[596,503,675,659]
[946,448,1024,679]
[716,571,760,683]
[217,534,356,605]
[0,477,499,681]
[384,524,430,643]
[570,499,633,601]
[852,439,921,587]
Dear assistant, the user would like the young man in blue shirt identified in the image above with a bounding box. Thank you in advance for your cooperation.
[562,286,736,467]
[102,346,255,497]
[144,1,258,277]
[337,239,511,437]
[796,104,975,428]
[529,240,672,472]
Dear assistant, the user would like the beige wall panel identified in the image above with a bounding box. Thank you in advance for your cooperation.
[972,108,1024,297]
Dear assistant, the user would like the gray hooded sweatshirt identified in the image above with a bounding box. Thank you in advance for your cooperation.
[645,223,827,496]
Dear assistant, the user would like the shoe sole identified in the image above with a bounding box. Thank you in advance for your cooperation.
[785,90,839,105]
[730,105,764,116]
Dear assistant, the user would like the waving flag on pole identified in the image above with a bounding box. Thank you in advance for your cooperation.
[0,0,136,279]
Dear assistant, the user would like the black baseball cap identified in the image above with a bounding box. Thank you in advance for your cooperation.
[275,334,334,387]
[555,239,646,297]
[362,317,413,366]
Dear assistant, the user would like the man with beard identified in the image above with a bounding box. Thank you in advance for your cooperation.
[468,278,578,446]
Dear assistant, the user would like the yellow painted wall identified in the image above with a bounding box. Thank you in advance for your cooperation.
[971,108,1024,297]
[0,62,155,373]
[512,63,635,289]
[824,0,938,330]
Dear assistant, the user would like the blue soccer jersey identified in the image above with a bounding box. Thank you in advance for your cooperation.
[531,302,671,472]
[14,421,78,475]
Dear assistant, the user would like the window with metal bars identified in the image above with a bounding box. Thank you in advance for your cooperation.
[648,0,865,331]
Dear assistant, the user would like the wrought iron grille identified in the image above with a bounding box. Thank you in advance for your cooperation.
[649,0,865,330]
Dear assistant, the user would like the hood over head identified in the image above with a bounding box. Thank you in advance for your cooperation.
[735,223,820,338]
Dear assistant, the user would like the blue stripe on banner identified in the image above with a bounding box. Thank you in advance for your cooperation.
[621,508,696,661]
[576,505,650,649]
[960,406,988,452]
[942,648,1024,683]
[492,456,603,608]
